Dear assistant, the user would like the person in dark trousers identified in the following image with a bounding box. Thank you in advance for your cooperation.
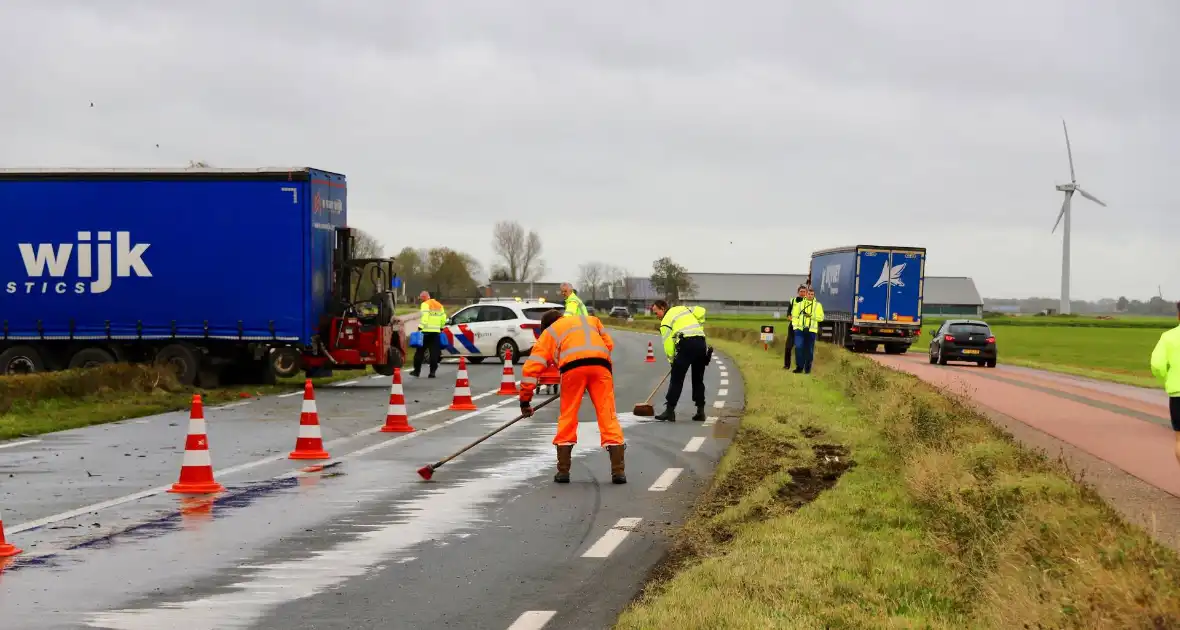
[791,287,824,374]
[411,290,446,378]
[650,300,710,422]
[783,284,806,370]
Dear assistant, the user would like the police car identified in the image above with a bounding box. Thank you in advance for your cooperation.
[440,298,563,364]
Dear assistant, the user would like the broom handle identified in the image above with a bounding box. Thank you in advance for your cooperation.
[431,394,560,468]
[643,370,672,405]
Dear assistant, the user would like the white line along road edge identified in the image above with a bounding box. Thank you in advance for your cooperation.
[0,439,40,450]
[582,517,643,558]
[683,437,706,453]
[8,386,512,536]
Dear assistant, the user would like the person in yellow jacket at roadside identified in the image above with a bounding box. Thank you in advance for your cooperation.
[560,282,587,317]
[651,300,711,422]
[791,287,824,374]
[412,291,447,378]
[1150,301,1180,466]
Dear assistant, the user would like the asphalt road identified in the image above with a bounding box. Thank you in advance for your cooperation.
[0,329,743,630]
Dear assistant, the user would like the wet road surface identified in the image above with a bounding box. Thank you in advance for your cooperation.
[0,329,742,630]
[871,353,1178,497]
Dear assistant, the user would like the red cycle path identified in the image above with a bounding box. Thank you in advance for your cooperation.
[870,354,1179,498]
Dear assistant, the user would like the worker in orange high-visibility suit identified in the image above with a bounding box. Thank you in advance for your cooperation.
[519,309,626,484]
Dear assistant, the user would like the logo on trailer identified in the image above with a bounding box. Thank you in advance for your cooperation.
[873,261,905,289]
[7,231,152,296]
[311,191,343,215]
[820,264,842,295]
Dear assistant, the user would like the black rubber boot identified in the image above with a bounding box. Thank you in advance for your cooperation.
[692,405,706,422]
[654,406,676,422]
[554,445,573,483]
[607,444,626,484]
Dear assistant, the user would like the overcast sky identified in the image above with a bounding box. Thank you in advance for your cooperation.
[1,1,1176,301]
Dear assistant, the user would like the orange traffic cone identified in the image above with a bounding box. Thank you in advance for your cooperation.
[380,368,415,433]
[448,357,478,411]
[0,507,21,558]
[497,348,519,396]
[289,380,331,460]
[645,341,656,363]
[168,394,225,495]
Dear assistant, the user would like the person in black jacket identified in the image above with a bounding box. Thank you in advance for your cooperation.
[783,284,807,369]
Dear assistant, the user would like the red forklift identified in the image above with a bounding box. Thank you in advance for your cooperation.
[300,227,408,378]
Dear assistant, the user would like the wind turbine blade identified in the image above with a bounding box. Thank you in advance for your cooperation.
[1062,119,1076,183]
[1051,194,1068,233]
[1076,187,1107,207]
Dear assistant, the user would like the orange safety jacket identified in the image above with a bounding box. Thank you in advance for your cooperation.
[520,313,614,402]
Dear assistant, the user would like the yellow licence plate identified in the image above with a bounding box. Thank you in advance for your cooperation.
[879,329,895,334]
[962,349,980,355]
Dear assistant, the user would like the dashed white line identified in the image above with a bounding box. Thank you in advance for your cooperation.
[684,437,706,452]
[0,439,40,450]
[582,517,643,558]
[717,388,728,397]
[212,401,252,410]
[507,610,557,630]
[720,379,729,386]
[333,380,360,387]
[277,391,302,399]
[370,374,387,380]
[648,468,683,492]
[713,400,725,409]
[703,416,718,426]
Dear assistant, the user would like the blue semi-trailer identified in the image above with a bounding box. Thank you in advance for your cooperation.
[0,167,407,386]
[808,245,926,354]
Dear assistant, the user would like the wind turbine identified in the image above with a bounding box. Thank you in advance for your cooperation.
[1052,120,1107,315]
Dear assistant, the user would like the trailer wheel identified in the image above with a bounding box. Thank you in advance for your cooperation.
[269,347,302,379]
[155,343,201,386]
[68,347,116,370]
[0,345,46,375]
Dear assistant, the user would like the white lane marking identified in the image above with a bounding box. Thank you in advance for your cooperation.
[684,437,706,452]
[582,517,643,558]
[8,387,505,535]
[333,380,359,387]
[86,410,616,630]
[719,370,728,377]
[212,401,252,410]
[277,391,302,399]
[507,611,557,630]
[720,379,729,386]
[713,400,725,409]
[370,374,387,380]
[703,416,717,426]
[648,468,683,492]
[717,388,728,397]
[0,439,40,450]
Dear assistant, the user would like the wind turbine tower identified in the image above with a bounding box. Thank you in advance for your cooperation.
[1052,120,1107,315]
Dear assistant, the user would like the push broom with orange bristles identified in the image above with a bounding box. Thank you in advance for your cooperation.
[417,394,559,480]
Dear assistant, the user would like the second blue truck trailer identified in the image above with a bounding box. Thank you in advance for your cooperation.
[809,245,926,354]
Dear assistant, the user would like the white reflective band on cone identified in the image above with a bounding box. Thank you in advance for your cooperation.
[181,449,213,467]
[186,419,207,435]
[298,425,323,438]
[301,400,317,414]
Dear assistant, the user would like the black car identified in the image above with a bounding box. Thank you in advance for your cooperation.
[928,319,997,367]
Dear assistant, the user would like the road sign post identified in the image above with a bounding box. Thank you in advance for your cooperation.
[759,325,775,351]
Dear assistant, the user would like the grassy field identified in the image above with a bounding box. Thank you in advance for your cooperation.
[0,365,368,441]
[610,325,1180,628]
[621,313,1175,389]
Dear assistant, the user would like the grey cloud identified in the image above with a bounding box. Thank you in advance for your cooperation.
[0,0,1176,299]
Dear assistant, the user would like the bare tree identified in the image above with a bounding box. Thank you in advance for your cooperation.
[492,221,546,282]
[577,262,606,305]
[352,228,385,259]
[604,265,628,301]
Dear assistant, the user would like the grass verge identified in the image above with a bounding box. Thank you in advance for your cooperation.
[612,316,1170,389]
[612,325,1180,629]
[0,365,368,441]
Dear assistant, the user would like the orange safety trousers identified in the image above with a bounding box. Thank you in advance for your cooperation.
[553,365,625,447]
